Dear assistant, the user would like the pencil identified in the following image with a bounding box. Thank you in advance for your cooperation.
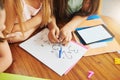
[59,45,62,58]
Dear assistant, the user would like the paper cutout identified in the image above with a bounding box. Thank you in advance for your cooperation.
[88,71,94,78]
[115,58,120,64]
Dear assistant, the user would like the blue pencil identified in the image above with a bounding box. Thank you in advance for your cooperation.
[59,46,62,58]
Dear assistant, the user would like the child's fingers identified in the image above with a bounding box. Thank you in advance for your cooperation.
[52,32,59,43]
[6,33,16,38]
[62,36,71,45]
[60,33,72,45]
[55,29,60,39]
[48,30,59,43]
[6,32,23,43]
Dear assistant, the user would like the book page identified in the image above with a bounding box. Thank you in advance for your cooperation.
[19,28,88,76]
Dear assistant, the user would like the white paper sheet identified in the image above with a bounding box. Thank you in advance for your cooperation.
[19,28,87,76]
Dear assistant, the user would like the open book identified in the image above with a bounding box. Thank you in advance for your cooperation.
[19,28,88,76]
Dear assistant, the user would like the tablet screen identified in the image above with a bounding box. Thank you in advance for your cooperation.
[75,25,114,45]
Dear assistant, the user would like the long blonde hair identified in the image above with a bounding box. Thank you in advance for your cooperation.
[42,0,53,26]
[4,0,53,34]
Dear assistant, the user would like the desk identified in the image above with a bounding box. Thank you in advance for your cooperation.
[5,16,120,80]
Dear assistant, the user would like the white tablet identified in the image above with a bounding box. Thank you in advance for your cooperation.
[75,24,114,45]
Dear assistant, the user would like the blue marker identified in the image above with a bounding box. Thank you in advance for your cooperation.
[59,46,62,58]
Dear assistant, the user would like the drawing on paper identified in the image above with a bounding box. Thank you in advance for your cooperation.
[28,28,83,59]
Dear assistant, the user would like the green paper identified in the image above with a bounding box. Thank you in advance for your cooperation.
[0,73,50,80]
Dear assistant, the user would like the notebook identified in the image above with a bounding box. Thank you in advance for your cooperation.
[75,24,114,45]
[19,28,88,76]
[0,73,49,80]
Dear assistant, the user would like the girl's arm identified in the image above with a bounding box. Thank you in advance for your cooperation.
[4,0,43,43]
[47,16,60,43]
[0,32,12,72]
[4,0,42,33]
[61,16,87,32]
[5,10,43,43]
[0,9,6,31]
[59,16,87,45]
[11,10,43,32]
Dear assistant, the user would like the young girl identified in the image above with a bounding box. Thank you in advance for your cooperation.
[48,0,100,45]
[0,0,12,72]
[3,0,53,43]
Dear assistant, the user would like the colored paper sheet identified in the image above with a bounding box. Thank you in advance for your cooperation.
[0,73,50,80]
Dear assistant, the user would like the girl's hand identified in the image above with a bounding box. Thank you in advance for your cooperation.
[0,9,6,31]
[48,26,60,43]
[6,28,37,43]
[6,32,25,43]
[59,26,72,45]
